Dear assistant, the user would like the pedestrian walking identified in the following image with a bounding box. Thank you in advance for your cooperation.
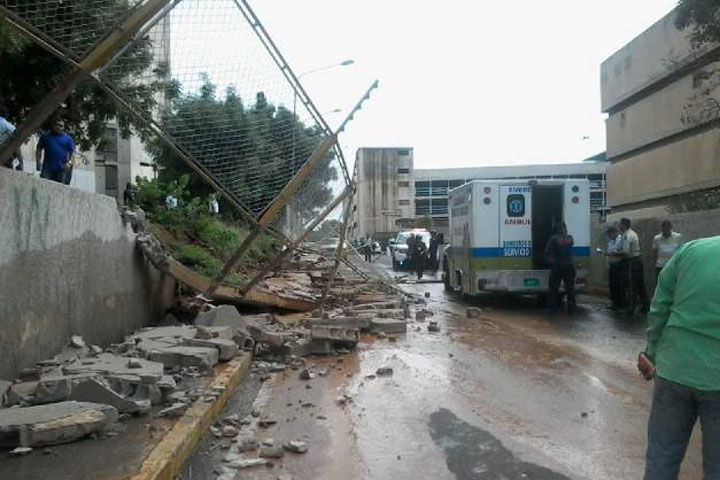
[428,231,440,272]
[619,218,650,313]
[545,221,576,313]
[641,235,720,480]
[36,118,75,183]
[0,112,24,171]
[652,220,683,280]
[605,225,626,310]
[362,235,373,263]
[412,235,427,280]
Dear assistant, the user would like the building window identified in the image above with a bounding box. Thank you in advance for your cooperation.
[105,165,118,191]
[449,179,464,189]
[430,180,449,197]
[398,168,410,174]
[397,149,410,156]
[98,126,118,163]
[431,198,448,215]
[398,199,410,206]
[415,181,430,197]
[398,181,410,188]
[415,199,430,216]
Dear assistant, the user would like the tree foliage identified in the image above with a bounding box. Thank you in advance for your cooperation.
[152,77,338,224]
[0,6,167,150]
[676,0,720,47]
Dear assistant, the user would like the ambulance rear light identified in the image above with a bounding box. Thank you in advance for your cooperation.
[572,185,579,193]
[572,196,580,204]
[483,197,491,205]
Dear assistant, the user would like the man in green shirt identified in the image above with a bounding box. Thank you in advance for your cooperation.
[642,236,720,480]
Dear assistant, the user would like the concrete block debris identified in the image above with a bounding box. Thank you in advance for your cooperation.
[69,379,149,414]
[70,335,86,349]
[0,401,118,447]
[310,325,359,344]
[183,337,239,361]
[147,346,219,373]
[415,311,426,322]
[428,321,440,333]
[283,440,308,454]
[259,445,284,458]
[226,457,268,469]
[466,307,483,318]
[376,367,394,376]
[371,318,407,334]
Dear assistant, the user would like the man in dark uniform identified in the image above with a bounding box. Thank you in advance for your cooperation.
[545,221,576,314]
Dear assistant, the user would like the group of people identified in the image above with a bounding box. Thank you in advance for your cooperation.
[1,111,77,186]
[605,218,682,314]
[405,231,443,280]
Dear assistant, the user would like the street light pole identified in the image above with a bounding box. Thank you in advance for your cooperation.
[289,59,354,237]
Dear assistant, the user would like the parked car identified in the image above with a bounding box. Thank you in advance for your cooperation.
[391,229,431,270]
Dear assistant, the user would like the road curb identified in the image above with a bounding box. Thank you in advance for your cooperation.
[130,353,253,480]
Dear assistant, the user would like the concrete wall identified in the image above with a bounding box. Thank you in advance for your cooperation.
[606,62,720,158]
[601,9,695,112]
[0,169,175,380]
[606,127,720,208]
[588,209,720,294]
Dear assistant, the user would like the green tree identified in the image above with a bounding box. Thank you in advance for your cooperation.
[0,5,168,150]
[152,77,338,221]
[676,0,720,47]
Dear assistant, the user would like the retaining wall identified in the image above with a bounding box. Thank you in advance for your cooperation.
[588,208,720,294]
[0,169,175,379]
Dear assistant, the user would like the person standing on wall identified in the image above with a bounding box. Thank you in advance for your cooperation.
[36,118,75,184]
[606,225,626,310]
[545,221,576,314]
[653,220,683,281]
[619,217,650,314]
[0,107,24,171]
[640,235,720,480]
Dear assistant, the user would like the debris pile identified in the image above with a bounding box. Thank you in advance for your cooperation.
[0,318,252,450]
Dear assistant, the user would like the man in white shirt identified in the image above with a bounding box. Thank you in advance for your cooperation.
[619,218,650,314]
[0,113,24,171]
[652,220,683,279]
[606,225,625,310]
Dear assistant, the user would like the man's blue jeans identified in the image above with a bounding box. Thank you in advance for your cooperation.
[644,377,720,480]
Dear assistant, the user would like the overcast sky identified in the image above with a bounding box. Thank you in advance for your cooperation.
[251,0,679,169]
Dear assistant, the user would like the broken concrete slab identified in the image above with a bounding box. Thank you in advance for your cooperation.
[283,440,308,454]
[0,379,11,407]
[182,338,239,361]
[370,318,407,334]
[6,381,38,406]
[303,317,372,331]
[350,301,404,311]
[147,346,219,373]
[64,354,164,383]
[0,401,118,447]
[310,326,359,344]
[353,294,402,304]
[69,379,148,414]
[35,376,72,403]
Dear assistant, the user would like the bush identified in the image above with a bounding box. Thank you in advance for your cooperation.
[174,244,221,278]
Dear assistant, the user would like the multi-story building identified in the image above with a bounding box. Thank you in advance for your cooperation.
[601,8,720,219]
[350,147,415,241]
[349,147,607,240]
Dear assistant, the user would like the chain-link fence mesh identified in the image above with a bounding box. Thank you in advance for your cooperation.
[1,0,358,296]
[1,0,143,59]
[97,0,342,221]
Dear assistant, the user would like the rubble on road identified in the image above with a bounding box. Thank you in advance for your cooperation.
[0,401,118,447]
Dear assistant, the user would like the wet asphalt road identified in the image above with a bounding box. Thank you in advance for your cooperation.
[183,255,704,480]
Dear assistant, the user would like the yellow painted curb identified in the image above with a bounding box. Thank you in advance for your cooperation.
[130,353,253,480]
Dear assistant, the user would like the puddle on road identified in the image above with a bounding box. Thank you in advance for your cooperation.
[429,408,571,480]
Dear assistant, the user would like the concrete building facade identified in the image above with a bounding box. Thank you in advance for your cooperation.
[350,147,607,240]
[350,147,415,241]
[601,9,720,219]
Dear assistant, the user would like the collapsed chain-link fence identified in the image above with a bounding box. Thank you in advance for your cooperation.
[0,0,376,301]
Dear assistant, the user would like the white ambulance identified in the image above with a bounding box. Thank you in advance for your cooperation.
[443,180,591,295]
